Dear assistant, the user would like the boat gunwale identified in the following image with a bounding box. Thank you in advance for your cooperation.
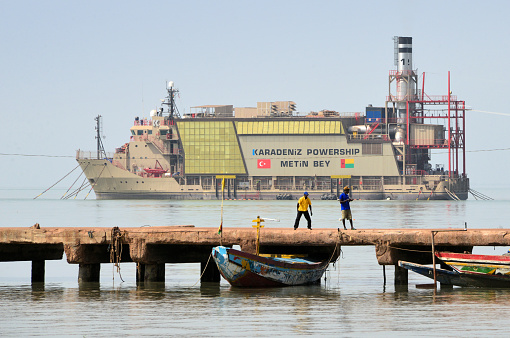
[225,247,328,270]
[436,252,510,264]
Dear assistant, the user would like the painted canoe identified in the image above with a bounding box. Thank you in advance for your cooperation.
[399,260,510,288]
[436,252,510,276]
[211,246,328,287]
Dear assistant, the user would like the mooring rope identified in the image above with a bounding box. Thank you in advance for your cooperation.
[33,164,80,199]
[60,163,88,199]
[109,227,125,282]
[192,252,213,287]
[319,231,343,272]
[85,163,107,200]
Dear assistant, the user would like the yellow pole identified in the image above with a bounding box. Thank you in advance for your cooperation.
[252,216,265,255]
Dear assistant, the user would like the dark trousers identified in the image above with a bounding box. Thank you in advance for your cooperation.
[294,211,311,229]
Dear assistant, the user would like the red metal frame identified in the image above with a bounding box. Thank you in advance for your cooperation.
[402,73,466,177]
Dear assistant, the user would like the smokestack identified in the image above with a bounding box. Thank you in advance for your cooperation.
[395,36,413,103]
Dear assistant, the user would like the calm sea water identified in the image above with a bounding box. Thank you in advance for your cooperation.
[0,187,509,336]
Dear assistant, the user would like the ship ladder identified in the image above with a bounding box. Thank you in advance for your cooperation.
[445,188,460,201]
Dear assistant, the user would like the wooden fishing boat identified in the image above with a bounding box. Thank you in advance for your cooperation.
[211,246,328,287]
[436,252,510,277]
[397,261,510,288]
[399,251,510,288]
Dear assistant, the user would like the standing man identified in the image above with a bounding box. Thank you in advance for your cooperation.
[339,186,356,230]
[294,192,312,230]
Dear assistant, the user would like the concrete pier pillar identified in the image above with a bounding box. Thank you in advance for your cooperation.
[78,263,101,283]
[394,264,408,285]
[136,263,146,283]
[144,263,165,282]
[201,260,220,283]
[31,260,45,283]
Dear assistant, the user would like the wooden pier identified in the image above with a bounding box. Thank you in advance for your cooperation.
[1,225,509,285]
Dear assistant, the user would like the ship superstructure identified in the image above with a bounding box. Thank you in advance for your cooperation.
[76,37,469,200]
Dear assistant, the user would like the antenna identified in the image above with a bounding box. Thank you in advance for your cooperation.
[95,115,107,160]
[162,81,181,119]
[394,36,399,66]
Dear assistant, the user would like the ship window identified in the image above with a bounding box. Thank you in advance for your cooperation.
[131,130,135,135]
[148,130,152,135]
[235,120,345,135]
[160,130,168,135]
[137,130,143,135]
[177,120,246,175]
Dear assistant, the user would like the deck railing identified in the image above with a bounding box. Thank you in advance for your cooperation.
[76,150,114,160]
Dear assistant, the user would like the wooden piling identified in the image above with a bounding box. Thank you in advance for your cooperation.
[136,263,146,283]
[144,263,165,282]
[78,263,100,283]
[31,260,45,283]
[201,259,220,283]
[394,264,408,285]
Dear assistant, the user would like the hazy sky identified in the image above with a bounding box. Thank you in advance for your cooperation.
[1,0,509,196]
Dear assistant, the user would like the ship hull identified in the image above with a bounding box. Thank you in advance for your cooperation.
[78,159,468,200]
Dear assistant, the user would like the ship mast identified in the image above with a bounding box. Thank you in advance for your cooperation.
[162,81,181,118]
[95,115,107,159]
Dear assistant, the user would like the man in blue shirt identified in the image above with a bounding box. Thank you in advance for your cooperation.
[339,186,356,230]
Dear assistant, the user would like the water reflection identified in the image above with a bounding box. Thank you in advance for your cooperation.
[1,197,510,335]
[199,282,221,297]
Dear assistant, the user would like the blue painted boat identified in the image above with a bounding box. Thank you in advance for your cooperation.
[212,246,328,287]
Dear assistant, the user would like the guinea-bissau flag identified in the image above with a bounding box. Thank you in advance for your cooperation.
[341,159,354,168]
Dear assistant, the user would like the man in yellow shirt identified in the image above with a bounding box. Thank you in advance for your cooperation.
[294,192,312,230]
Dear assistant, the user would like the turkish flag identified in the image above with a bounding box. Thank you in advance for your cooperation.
[257,159,271,169]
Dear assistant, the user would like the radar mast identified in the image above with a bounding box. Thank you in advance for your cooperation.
[95,115,107,159]
[162,81,181,118]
